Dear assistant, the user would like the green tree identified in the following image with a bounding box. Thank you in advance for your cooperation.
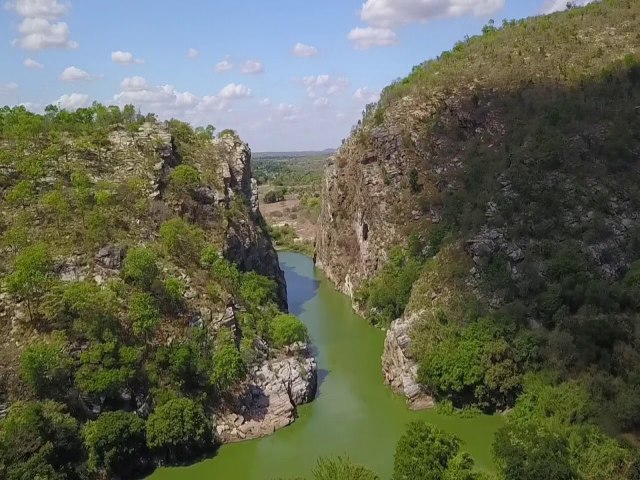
[145,397,212,461]
[41,189,70,230]
[271,313,309,347]
[210,343,247,393]
[83,411,147,478]
[393,421,478,480]
[5,243,51,321]
[0,401,82,480]
[169,164,201,195]
[129,291,161,338]
[122,246,159,289]
[159,218,205,264]
[162,276,186,312]
[5,180,34,206]
[20,332,71,397]
[311,457,379,480]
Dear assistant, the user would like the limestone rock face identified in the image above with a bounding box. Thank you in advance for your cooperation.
[382,314,434,410]
[216,352,317,442]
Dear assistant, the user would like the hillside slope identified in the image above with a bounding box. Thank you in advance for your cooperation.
[316,1,640,478]
[0,106,315,479]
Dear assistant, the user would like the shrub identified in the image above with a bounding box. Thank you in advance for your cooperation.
[311,457,379,480]
[169,165,200,194]
[83,411,147,477]
[271,314,308,347]
[20,332,71,397]
[159,218,205,264]
[263,189,286,204]
[145,398,212,461]
[210,344,247,393]
[129,292,161,338]
[6,243,51,321]
[122,247,158,289]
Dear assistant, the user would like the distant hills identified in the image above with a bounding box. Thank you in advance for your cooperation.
[253,148,335,160]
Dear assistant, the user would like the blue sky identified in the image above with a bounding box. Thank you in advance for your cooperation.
[0,0,594,151]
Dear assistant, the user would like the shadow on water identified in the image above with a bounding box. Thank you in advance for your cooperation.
[280,261,320,316]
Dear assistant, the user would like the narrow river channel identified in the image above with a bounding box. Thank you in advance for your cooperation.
[149,252,503,479]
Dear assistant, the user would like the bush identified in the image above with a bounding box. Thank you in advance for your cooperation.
[169,165,200,194]
[162,277,186,312]
[129,292,161,338]
[263,189,286,203]
[271,314,309,347]
[122,247,158,289]
[83,411,147,477]
[392,421,479,480]
[145,398,212,461]
[312,457,379,480]
[210,344,247,393]
[159,218,205,264]
[20,332,71,397]
[6,243,51,321]
[239,271,278,308]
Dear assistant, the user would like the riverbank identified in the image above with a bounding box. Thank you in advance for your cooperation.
[148,253,502,479]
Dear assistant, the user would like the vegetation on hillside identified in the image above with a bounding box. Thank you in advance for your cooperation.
[350,1,640,478]
[0,103,307,479]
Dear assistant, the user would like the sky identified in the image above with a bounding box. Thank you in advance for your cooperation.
[0,0,596,151]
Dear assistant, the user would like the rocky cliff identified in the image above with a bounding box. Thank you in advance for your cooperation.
[315,1,640,409]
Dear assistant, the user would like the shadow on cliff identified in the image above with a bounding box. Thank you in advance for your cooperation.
[279,256,329,397]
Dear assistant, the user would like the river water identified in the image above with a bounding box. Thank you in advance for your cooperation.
[149,252,502,479]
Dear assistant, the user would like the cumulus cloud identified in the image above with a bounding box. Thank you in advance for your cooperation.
[187,47,199,59]
[360,0,505,28]
[313,97,329,108]
[295,75,350,99]
[354,87,380,103]
[7,0,77,50]
[24,57,43,69]
[348,27,397,49]
[6,0,69,19]
[214,56,233,72]
[218,83,252,99]
[120,76,149,91]
[541,0,596,14]
[259,98,271,107]
[240,59,264,74]
[60,65,91,81]
[111,51,144,65]
[0,82,19,95]
[292,42,318,57]
[55,92,89,110]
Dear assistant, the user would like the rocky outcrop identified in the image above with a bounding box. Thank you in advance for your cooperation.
[216,134,288,310]
[382,314,434,410]
[216,351,317,442]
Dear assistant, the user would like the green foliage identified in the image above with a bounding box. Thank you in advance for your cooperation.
[129,291,161,338]
[122,246,159,289]
[20,332,71,397]
[271,313,309,347]
[0,401,82,480]
[169,164,201,194]
[83,411,146,477]
[392,421,480,480]
[5,179,34,206]
[268,224,315,256]
[145,397,212,460]
[311,457,380,480]
[159,218,205,264]
[5,243,51,321]
[210,343,247,393]
[264,188,286,204]
[162,276,186,312]
[356,247,424,325]
[239,271,278,308]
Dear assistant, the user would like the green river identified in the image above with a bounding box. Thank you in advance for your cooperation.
[150,252,503,479]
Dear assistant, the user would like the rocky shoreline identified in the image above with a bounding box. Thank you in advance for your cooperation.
[217,345,317,442]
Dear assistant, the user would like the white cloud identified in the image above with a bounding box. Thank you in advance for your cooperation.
[541,0,596,14]
[292,42,318,57]
[360,0,505,28]
[275,103,305,122]
[120,76,149,91]
[23,57,43,69]
[13,17,78,50]
[296,75,349,98]
[187,47,199,59]
[111,51,144,65]
[240,59,264,74]
[7,0,77,50]
[6,0,69,19]
[214,56,233,72]
[0,82,19,95]
[218,83,252,100]
[60,65,91,81]
[259,97,271,106]
[313,97,329,108]
[348,27,397,49]
[55,92,89,110]
[354,87,380,103]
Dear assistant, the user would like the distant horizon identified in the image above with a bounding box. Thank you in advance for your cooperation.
[0,0,595,150]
